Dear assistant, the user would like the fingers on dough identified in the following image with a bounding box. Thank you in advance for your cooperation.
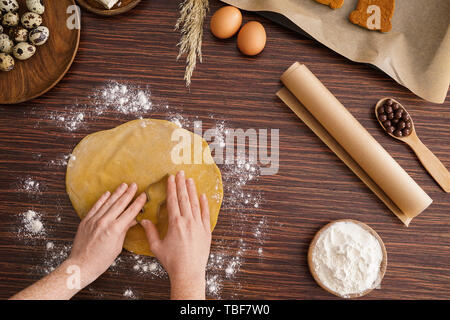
[95,183,129,220]
[85,191,111,220]
[175,171,193,218]
[200,194,211,232]
[186,178,201,221]
[117,192,147,229]
[166,174,181,220]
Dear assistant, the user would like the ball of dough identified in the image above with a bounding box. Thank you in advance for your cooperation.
[0,0,19,14]
[2,11,19,27]
[21,11,42,29]
[0,52,14,71]
[66,119,224,256]
[9,26,28,42]
[0,33,13,54]
[29,25,49,46]
[26,0,45,15]
[13,41,36,60]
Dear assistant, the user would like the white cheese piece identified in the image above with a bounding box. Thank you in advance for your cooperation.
[95,0,119,10]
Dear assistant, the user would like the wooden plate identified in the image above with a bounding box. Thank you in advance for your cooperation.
[308,219,388,299]
[0,0,80,104]
[76,0,141,16]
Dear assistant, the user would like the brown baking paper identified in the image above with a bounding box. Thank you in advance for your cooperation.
[223,0,450,103]
[279,62,432,225]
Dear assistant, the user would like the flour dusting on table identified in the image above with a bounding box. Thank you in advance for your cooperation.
[18,210,46,238]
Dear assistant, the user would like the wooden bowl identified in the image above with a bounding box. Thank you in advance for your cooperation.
[308,219,388,299]
[76,0,141,16]
[0,0,80,104]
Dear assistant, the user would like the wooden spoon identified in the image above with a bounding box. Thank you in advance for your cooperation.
[308,219,387,299]
[375,98,450,193]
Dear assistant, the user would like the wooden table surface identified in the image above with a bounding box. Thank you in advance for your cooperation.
[0,0,449,300]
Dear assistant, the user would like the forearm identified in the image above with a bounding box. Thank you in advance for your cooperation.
[10,259,91,300]
[170,274,206,300]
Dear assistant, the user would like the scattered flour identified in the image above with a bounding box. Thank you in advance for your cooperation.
[39,242,72,274]
[123,288,137,299]
[18,177,42,194]
[18,210,45,238]
[91,82,153,116]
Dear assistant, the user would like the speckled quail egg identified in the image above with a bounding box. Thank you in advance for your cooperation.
[0,52,14,71]
[13,41,35,60]
[21,11,42,29]
[26,0,45,15]
[0,0,19,14]
[29,25,48,46]
[0,33,13,53]
[9,26,28,42]
[2,11,19,27]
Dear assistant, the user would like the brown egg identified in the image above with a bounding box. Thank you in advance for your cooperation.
[237,21,266,56]
[210,6,242,39]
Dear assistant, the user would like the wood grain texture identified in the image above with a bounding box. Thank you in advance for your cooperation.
[0,0,80,104]
[0,0,449,300]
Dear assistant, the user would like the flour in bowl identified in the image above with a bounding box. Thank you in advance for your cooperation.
[311,221,384,298]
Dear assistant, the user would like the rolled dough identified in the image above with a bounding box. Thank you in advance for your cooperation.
[66,119,223,256]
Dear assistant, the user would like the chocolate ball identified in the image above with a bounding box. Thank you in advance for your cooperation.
[385,106,393,114]
[402,128,411,136]
[379,114,388,122]
[387,126,395,134]
[394,130,403,137]
[398,121,406,129]
[378,107,385,115]
[388,113,394,120]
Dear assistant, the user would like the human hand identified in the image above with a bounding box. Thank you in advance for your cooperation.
[67,183,147,287]
[141,171,212,299]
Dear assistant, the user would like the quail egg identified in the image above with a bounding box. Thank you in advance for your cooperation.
[13,41,35,60]
[26,0,45,15]
[0,33,13,53]
[29,25,49,46]
[2,11,19,27]
[21,11,42,29]
[0,0,19,14]
[0,52,14,71]
[9,26,28,42]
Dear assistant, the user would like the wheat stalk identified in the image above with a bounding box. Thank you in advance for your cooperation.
[175,0,209,87]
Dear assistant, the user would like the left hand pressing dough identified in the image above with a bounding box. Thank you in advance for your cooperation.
[66,119,223,256]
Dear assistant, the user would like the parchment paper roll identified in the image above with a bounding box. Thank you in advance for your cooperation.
[280,62,432,224]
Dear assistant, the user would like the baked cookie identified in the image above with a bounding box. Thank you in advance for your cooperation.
[349,0,395,32]
[314,0,344,9]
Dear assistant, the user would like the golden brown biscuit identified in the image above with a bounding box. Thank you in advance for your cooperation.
[349,0,395,32]
[314,0,344,9]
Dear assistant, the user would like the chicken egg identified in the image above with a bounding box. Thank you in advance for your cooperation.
[210,6,242,39]
[237,21,266,56]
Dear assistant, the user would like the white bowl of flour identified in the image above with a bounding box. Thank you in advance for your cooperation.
[308,219,387,299]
